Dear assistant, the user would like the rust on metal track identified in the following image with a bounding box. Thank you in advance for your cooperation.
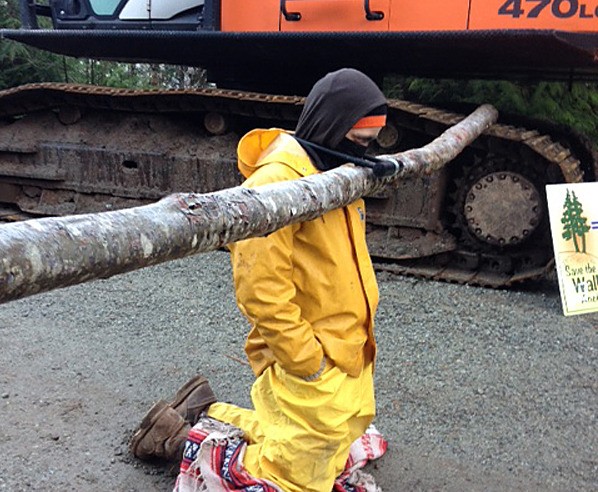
[0,83,305,119]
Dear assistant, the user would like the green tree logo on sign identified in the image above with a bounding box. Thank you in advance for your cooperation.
[562,189,591,253]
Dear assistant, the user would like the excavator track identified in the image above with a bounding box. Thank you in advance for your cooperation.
[371,99,588,287]
[0,83,593,288]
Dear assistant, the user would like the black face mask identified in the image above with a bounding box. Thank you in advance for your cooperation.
[335,137,369,158]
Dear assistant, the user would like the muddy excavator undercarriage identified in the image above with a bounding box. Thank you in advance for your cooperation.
[0,82,593,287]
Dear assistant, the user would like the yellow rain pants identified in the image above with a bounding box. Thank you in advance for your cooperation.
[207,360,375,492]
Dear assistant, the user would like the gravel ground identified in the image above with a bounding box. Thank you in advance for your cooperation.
[0,250,596,491]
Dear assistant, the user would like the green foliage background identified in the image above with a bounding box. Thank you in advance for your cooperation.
[385,77,598,144]
[0,0,64,87]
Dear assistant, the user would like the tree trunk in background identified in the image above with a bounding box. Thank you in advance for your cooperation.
[0,104,498,304]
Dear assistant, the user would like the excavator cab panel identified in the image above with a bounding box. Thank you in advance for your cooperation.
[220,0,280,31]
[388,0,470,31]
[222,0,471,33]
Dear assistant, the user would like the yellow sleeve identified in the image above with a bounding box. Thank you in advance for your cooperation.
[229,163,324,377]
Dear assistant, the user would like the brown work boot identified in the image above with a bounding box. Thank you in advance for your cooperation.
[170,375,217,425]
[130,400,191,462]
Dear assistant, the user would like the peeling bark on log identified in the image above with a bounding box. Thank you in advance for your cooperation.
[0,104,498,304]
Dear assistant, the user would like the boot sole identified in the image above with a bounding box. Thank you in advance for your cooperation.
[129,400,170,458]
[171,375,209,409]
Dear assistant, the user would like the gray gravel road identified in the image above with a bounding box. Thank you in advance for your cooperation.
[0,251,596,491]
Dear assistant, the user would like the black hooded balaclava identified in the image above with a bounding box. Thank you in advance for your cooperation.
[294,68,387,170]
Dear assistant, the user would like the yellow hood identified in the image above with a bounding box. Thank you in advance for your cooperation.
[237,129,319,179]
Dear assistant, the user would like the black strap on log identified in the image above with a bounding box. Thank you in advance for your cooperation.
[294,137,403,177]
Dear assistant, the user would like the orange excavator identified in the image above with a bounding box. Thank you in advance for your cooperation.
[1,0,598,286]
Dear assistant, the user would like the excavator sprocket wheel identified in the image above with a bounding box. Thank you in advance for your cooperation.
[464,171,543,247]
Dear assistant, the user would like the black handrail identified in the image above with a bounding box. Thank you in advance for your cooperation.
[364,0,384,20]
[280,0,301,21]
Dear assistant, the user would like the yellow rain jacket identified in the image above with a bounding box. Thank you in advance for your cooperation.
[229,128,379,379]
[210,128,379,491]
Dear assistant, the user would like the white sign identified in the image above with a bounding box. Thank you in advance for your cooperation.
[546,182,598,316]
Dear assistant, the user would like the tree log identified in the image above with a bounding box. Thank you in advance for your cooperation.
[0,104,498,304]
